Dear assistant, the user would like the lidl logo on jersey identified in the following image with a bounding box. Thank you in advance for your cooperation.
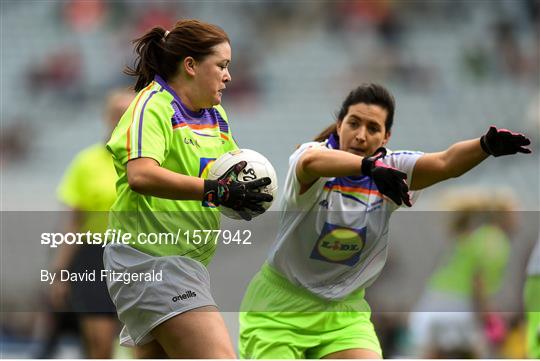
[310,222,366,266]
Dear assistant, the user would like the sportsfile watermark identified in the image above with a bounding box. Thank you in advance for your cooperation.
[40,268,163,285]
[40,228,253,248]
[1,211,538,312]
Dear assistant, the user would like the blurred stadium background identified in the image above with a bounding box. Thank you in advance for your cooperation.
[1,0,539,358]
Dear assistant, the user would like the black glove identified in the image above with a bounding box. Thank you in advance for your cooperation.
[480,126,531,157]
[203,161,273,220]
[361,147,412,207]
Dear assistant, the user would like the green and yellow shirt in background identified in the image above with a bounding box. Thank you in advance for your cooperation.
[428,224,510,297]
[57,143,117,233]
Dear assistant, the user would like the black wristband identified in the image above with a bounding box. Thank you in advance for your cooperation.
[360,158,373,177]
[360,147,387,177]
[479,135,492,156]
[203,179,219,204]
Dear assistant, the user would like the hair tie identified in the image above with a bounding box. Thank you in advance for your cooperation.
[164,30,170,38]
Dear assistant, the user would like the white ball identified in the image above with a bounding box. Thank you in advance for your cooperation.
[208,149,278,220]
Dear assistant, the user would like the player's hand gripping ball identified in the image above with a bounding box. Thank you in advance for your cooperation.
[208,149,278,220]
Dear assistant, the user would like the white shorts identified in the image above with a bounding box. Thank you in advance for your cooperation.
[408,291,485,356]
[103,243,216,346]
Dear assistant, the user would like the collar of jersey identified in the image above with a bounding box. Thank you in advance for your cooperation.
[326,133,340,149]
[154,75,205,119]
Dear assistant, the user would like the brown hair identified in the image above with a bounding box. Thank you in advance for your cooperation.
[314,124,338,142]
[439,187,518,236]
[314,83,395,142]
[125,19,230,91]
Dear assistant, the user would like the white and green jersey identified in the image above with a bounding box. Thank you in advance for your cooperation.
[528,237,540,276]
[268,137,422,300]
[106,75,238,264]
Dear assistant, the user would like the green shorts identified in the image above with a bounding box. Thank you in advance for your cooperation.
[524,275,540,359]
[239,264,382,359]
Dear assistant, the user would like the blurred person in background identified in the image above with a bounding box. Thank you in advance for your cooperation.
[524,236,540,358]
[104,19,272,359]
[0,121,32,167]
[49,88,134,358]
[238,83,531,359]
[523,82,540,360]
[408,189,518,358]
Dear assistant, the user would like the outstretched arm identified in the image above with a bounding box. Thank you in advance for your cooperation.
[410,138,487,190]
[410,126,531,190]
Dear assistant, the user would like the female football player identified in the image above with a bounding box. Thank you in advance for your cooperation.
[409,189,517,358]
[104,19,272,358]
[239,83,531,359]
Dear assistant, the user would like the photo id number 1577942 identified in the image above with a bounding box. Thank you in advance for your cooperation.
[184,229,252,245]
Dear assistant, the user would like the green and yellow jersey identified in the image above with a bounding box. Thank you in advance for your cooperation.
[106,75,238,264]
[57,143,117,233]
[428,224,510,297]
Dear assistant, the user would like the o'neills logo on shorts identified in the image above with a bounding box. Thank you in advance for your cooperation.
[172,290,197,302]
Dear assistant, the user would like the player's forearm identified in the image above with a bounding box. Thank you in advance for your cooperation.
[298,149,363,181]
[127,158,204,200]
[442,138,489,178]
[411,138,488,190]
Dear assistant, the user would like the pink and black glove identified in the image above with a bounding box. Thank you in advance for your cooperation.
[361,147,412,207]
[480,126,531,157]
[203,161,273,220]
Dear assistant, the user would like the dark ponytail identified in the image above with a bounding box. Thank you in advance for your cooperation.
[314,123,337,142]
[125,27,170,91]
[125,19,230,92]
